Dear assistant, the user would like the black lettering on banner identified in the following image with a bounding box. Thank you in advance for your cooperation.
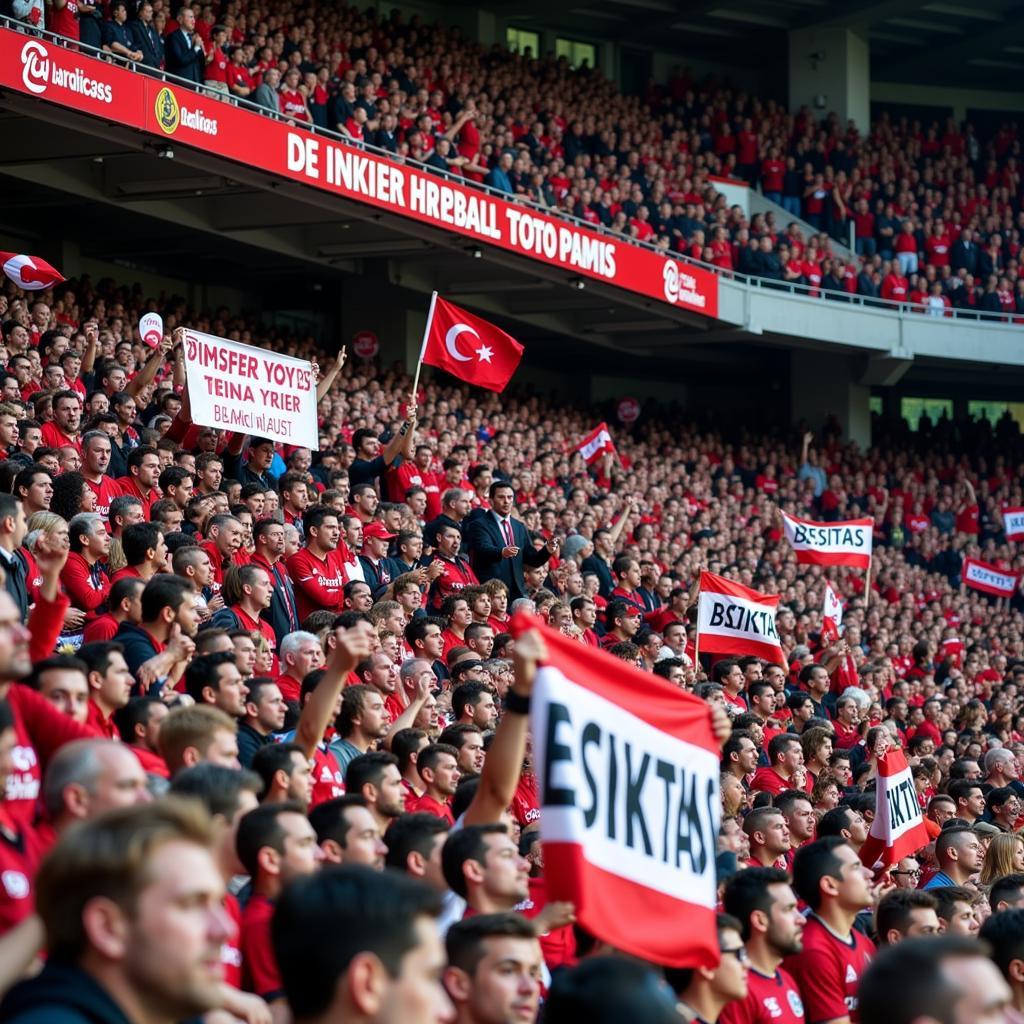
[607,729,618,841]
[543,703,576,807]
[886,777,918,829]
[625,746,652,855]
[708,600,779,641]
[709,602,724,628]
[656,759,676,863]
[793,525,807,544]
[540,700,714,876]
[581,721,601,828]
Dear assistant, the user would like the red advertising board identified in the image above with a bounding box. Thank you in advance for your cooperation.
[0,27,720,319]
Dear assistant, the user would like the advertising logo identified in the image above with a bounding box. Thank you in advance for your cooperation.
[21,40,50,95]
[155,86,180,134]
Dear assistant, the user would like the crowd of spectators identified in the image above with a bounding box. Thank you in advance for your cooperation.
[0,250,1022,1019]
[7,2,1024,320]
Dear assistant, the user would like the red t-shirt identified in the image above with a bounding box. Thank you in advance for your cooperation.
[0,808,44,933]
[310,745,345,807]
[84,475,121,520]
[232,605,278,676]
[241,894,283,1002]
[40,421,80,453]
[115,476,158,520]
[751,766,812,795]
[222,892,243,989]
[83,613,119,643]
[720,965,806,1024]
[286,547,349,622]
[784,915,875,1024]
[405,792,455,825]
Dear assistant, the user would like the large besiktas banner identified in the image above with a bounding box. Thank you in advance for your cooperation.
[514,614,720,968]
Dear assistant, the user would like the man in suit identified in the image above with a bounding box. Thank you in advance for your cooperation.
[131,1,164,69]
[164,5,205,84]
[951,229,978,277]
[465,481,556,601]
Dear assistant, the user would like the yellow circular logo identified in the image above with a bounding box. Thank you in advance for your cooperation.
[155,87,179,135]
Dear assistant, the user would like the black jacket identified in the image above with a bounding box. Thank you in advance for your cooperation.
[164,27,204,82]
[0,961,133,1024]
[130,19,164,68]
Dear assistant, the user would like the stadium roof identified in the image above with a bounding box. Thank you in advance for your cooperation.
[470,0,1024,93]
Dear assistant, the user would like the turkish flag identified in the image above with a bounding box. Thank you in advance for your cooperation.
[574,422,618,465]
[419,293,523,392]
[0,253,65,292]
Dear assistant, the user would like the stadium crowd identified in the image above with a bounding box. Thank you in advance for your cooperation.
[0,246,1023,1023]
[8,1,1024,319]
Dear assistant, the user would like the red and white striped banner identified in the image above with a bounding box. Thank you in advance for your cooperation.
[574,422,618,465]
[963,557,1019,598]
[1004,506,1024,542]
[696,571,785,664]
[859,748,929,868]
[514,613,720,968]
[780,511,873,568]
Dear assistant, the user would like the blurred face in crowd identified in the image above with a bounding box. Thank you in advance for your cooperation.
[38,666,90,722]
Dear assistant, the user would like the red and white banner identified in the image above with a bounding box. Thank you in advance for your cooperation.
[182,328,319,448]
[821,583,843,643]
[513,612,719,968]
[859,748,930,868]
[1004,506,1024,541]
[780,511,873,569]
[962,557,1019,598]
[696,571,785,664]
[574,422,617,465]
[0,251,64,291]
[0,28,719,319]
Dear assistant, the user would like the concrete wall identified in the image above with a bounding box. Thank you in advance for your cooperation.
[871,81,1024,122]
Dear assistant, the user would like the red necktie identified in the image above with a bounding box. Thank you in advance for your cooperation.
[502,519,513,546]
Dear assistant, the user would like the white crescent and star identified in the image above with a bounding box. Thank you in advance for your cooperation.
[445,323,493,364]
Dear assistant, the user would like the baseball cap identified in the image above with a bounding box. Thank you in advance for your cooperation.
[972,821,1002,838]
[363,521,396,541]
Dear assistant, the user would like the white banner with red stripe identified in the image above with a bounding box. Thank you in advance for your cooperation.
[780,510,873,568]
[515,613,720,968]
[859,748,929,868]
[696,571,785,664]
[574,422,618,465]
[1004,506,1024,542]
[963,557,1019,598]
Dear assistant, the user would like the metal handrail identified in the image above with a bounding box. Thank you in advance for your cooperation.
[4,18,1020,331]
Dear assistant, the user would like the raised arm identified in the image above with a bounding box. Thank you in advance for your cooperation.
[315,346,346,403]
[464,628,545,826]
[294,626,371,759]
[126,334,175,399]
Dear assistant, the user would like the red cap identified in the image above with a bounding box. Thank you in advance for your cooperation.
[364,520,396,541]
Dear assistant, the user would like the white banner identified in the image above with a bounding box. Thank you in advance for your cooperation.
[1004,506,1024,541]
[139,311,163,348]
[823,583,843,627]
[780,511,872,568]
[182,329,319,449]
[696,571,784,663]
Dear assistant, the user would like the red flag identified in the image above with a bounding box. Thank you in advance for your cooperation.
[821,583,843,644]
[419,293,523,392]
[511,612,720,968]
[574,422,618,465]
[858,748,930,868]
[0,253,64,292]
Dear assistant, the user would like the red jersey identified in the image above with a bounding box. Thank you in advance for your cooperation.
[720,965,806,1024]
[115,476,158,519]
[310,745,345,807]
[84,475,121,520]
[784,915,874,1024]
[286,547,349,622]
[751,767,811,796]
[40,421,80,453]
[60,552,110,621]
[274,672,303,704]
[221,892,243,989]
[231,605,278,676]
[83,613,119,643]
[0,809,44,933]
[518,874,577,971]
[241,894,283,1002]
[429,555,479,609]
[48,0,80,40]
[405,792,455,825]
[85,700,118,740]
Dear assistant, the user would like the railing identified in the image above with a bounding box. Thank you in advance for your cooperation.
[3,17,1020,332]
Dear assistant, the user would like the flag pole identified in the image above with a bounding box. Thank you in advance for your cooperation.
[411,291,438,399]
[691,572,702,679]
[864,551,873,608]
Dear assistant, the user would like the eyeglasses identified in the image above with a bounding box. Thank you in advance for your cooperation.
[720,947,750,965]
[893,869,922,879]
